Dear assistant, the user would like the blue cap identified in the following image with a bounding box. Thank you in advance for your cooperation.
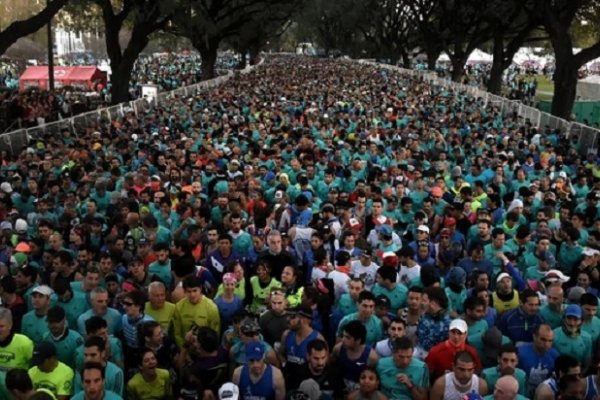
[245,341,265,361]
[263,171,276,181]
[565,304,582,319]
[376,224,393,237]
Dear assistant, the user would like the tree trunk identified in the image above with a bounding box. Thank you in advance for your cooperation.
[551,57,578,120]
[110,62,135,104]
[249,47,260,65]
[200,45,217,80]
[401,51,410,69]
[487,34,505,94]
[238,51,247,69]
[450,56,467,82]
[426,49,440,70]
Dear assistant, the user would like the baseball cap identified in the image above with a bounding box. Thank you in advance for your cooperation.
[348,218,362,230]
[219,383,240,400]
[0,221,12,231]
[382,252,398,267]
[565,304,582,319]
[245,341,265,361]
[15,242,31,253]
[430,187,443,197]
[31,341,56,366]
[240,319,260,336]
[375,294,391,308]
[496,272,511,283]
[583,247,600,257]
[417,225,430,234]
[376,224,393,237]
[443,217,457,227]
[290,304,313,320]
[544,269,570,283]
[32,285,53,297]
[449,319,468,334]
[0,182,12,194]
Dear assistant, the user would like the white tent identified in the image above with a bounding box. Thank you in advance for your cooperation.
[577,74,600,100]
[467,49,493,64]
[437,52,450,63]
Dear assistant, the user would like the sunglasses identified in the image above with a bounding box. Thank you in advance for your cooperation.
[122,301,134,307]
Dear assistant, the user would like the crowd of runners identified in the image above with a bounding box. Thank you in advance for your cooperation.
[0,55,598,400]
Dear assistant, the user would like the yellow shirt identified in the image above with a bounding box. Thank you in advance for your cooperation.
[126,368,171,400]
[144,301,176,333]
[0,333,33,371]
[28,362,74,397]
[173,296,221,347]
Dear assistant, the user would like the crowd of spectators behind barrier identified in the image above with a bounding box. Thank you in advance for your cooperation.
[1,55,600,400]
[0,53,238,132]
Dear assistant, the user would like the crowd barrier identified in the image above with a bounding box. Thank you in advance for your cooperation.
[0,67,239,155]
[1,57,597,156]
[359,60,600,157]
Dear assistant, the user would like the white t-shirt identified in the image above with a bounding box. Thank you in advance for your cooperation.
[350,260,379,290]
[399,263,421,285]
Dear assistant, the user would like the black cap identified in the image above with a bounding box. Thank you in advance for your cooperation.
[31,342,56,366]
[290,304,313,320]
[375,294,391,308]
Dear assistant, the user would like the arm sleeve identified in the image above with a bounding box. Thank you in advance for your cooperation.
[114,368,124,396]
[505,261,526,290]
[173,306,184,348]
[210,302,221,334]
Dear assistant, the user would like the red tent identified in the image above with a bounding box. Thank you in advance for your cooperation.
[19,66,107,92]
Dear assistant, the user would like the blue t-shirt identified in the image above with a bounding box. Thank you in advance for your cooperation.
[214,295,244,329]
[517,343,559,396]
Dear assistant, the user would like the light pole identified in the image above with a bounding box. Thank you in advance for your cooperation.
[47,0,55,91]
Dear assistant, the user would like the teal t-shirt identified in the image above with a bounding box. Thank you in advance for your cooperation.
[558,244,583,274]
[481,367,527,395]
[372,284,408,314]
[377,357,429,400]
[21,311,48,343]
[73,361,124,397]
[467,320,489,354]
[337,313,384,346]
[72,390,122,400]
[57,291,91,330]
[552,327,592,363]
[75,336,123,370]
[445,287,467,315]
[0,370,10,399]
[231,231,253,258]
[337,294,358,315]
[582,316,600,348]
[539,305,563,329]
[148,261,172,288]
[42,329,84,369]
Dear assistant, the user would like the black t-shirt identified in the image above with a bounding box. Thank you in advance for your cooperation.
[288,364,344,399]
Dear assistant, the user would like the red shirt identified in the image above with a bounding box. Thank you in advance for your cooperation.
[425,340,482,382]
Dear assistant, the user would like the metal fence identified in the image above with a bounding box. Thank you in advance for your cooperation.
[0,68,239,155]
[359,60,600,157]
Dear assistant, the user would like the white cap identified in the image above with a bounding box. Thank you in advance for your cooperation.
[544,269,570,283]
[218,383,239,400]
[496,272,511,283]
[417,225,430,234]
[32,285,54,297]
[582,247,600,257]
[449,319,468,333]
[0,182,12,194]
[15,219,28,233]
